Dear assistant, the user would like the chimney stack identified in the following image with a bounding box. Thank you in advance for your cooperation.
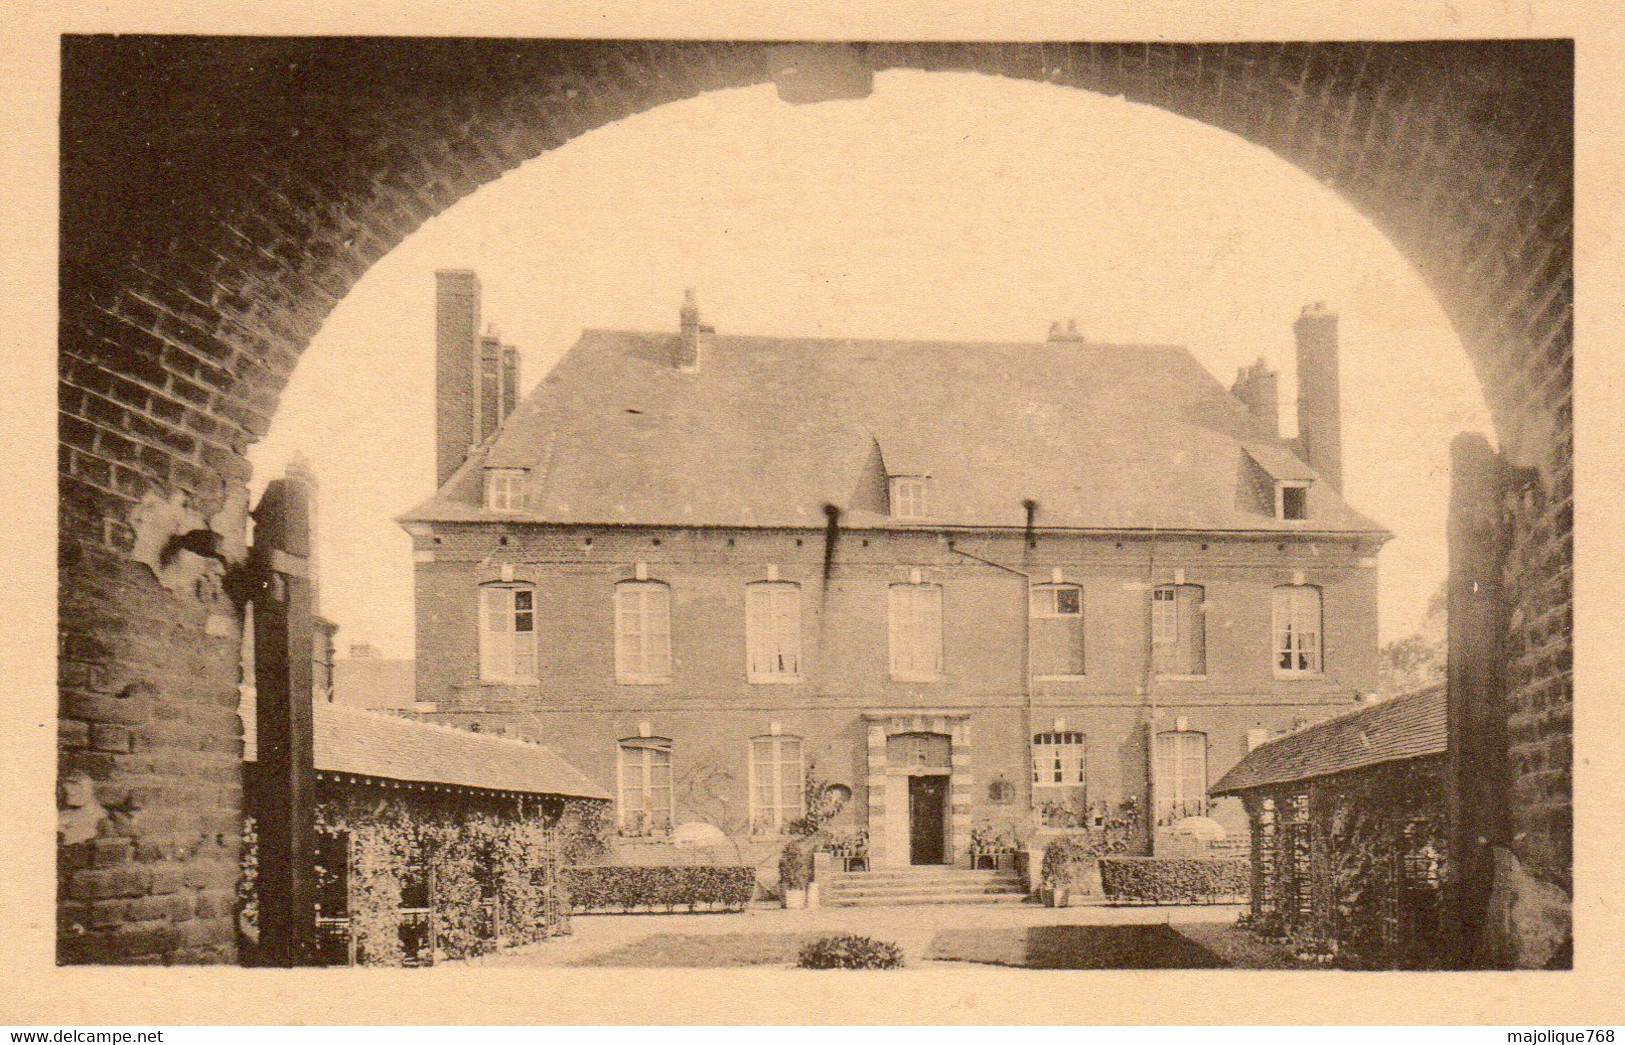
[1231,357,1280,438]
[1294,301,1343,492]
[675,288,712,370]
[501,345,520,423]
[435,269,481,487]
[478,325,504,446]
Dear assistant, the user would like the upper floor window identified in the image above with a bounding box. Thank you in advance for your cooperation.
[1030,583,1085,677]
[746,581,802,682]
[1031,731,1086,788]
[749,734,805,834]
[484,468,527,512]
[615,581,672,683]
[1152,584,1206,676]
[888,582,943,680]
[1276,481,1309,521]
[889,476,931,520]
[1272,584,1323,675]
[617,737,673,832]
[479,583,537,682]
[1154,730,1208,821]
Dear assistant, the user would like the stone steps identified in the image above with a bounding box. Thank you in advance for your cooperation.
[822,868,1030,908]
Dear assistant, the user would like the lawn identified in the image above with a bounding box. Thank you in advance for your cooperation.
[927,923,1230,969]
[571,931,828,968]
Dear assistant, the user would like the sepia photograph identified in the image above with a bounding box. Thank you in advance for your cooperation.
[9,6,1611,1027]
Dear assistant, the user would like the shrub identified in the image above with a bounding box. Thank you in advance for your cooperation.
[797,934,905,970]
[778,838,814,891]
[561,865,756,913]
[1098,857,1250,905]
[1041,834,1098,887]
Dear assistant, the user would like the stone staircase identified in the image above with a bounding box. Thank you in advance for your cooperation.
[821,866,1030,908]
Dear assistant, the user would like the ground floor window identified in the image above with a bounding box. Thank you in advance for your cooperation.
[1032,731,1088,828]
[749,734,805,834]
[1154,729,1208,822]
[617,737,673,833]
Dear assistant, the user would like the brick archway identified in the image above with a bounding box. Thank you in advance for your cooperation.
[58,38,1570,963]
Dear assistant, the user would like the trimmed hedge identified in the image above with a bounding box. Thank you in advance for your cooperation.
[562,865,756,913]
[1099,857,1250,905]
[798,934,905,970]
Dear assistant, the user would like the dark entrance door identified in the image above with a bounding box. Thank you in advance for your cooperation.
[908,775,949,865]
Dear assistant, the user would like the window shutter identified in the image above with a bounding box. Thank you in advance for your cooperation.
[648,587,671,678]
[774,586,799,674]
[923,585,943,673]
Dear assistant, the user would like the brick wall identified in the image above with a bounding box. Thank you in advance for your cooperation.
[413,527,1378,710]
[58,38,1569,963]
[413,526,1374,865]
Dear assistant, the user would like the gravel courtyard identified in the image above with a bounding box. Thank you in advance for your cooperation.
[464,903,1290,970]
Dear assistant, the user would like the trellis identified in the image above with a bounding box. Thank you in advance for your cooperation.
[1238,756,1449,968]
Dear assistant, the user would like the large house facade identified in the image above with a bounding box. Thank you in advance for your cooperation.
[401,271,1389,870]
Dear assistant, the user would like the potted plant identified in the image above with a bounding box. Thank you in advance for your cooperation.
[778,838,812,909]
[1040,834,1101,907]
[969,822,1016,870]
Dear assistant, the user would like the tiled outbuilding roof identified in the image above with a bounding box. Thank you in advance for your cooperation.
[402,330,1388,537]
[246,701,609,800]
[1210,684,1446,796]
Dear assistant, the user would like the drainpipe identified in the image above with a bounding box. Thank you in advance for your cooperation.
[1143,536,1160,855]
[821,503,841,583]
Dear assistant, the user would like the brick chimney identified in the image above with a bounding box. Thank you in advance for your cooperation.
[501,344,520,423]
[1231,357,1280,438]
[1294,301,1343,492]
[675,288,713,370]
[435,269,481,487]
[478,324,504,446]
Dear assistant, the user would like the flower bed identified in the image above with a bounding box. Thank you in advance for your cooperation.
[1098,857,1250,905]
[562,865,756,913]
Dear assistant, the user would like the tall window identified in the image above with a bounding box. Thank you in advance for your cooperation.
[479,584,537,682]
[1030,583,1085,677]
[617,737,673,832]
[888,582,944,680]
[1031,731,1087,788]
[749,735,805,834]
[745,581,802,681]
[1154,730,1208,821]
[1152,584,1206,676]
[1272,584,1323,675]
[484,468,527,511]
[889,476,931,520]
[615,581,672,683]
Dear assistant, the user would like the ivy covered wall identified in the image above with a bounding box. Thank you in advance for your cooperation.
[240,773,611,966]
[1240,756,1448,969]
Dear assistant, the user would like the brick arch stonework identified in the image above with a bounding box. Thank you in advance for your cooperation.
[58,38,1571,964]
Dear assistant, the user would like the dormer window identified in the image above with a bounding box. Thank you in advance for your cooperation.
[1276,481,1309,521]
[485,468,527,512]
[889,476,931,520]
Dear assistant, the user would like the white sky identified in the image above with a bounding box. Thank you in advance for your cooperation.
[250,70,1491,657]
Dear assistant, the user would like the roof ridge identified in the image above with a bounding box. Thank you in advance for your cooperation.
[578,327,1191,351]
[1268,682,1444,746]
[320,702,561,754]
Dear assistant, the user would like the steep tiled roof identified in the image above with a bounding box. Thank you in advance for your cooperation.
[1210,685,1446,796]
[246,701,609,800]
[401,330,1387,536]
